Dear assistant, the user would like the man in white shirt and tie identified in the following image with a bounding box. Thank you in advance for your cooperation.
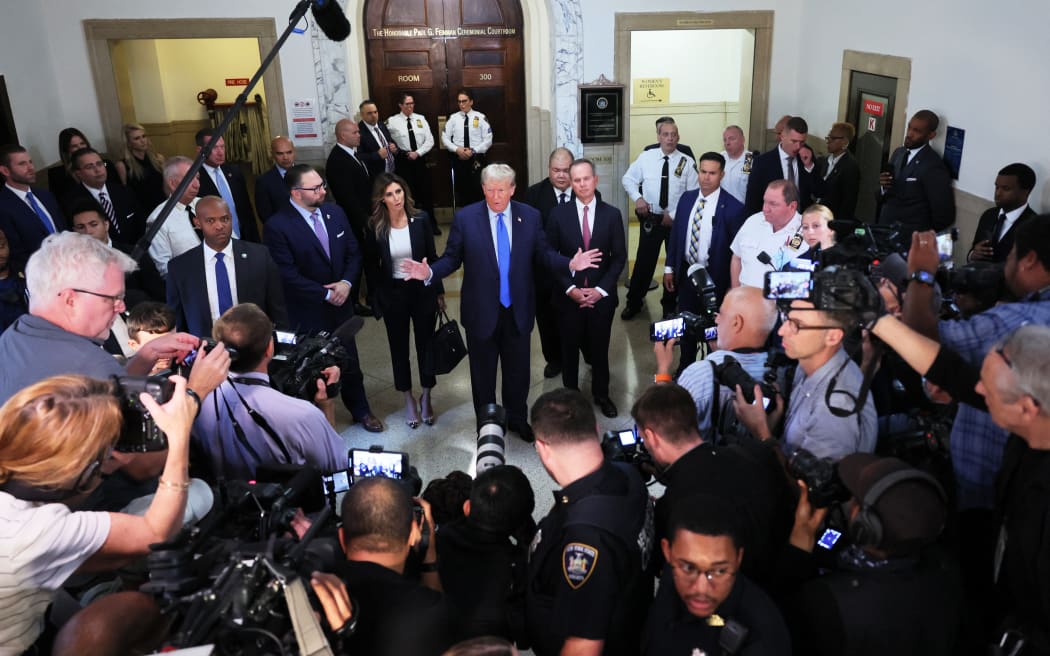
[386,93,438,234]
[147,156,202,278]
[968,163,1038,264]
[441,88,493,208]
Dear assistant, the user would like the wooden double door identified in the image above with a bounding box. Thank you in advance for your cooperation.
[365,0,527,208]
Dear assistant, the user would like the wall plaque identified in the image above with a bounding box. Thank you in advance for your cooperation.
[579,83,623,144]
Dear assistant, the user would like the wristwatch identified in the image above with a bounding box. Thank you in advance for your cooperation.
[909,270,936,286]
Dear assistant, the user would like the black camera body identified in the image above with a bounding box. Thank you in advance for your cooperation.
[787,448,851,508]
[113,375,175,452]
[712,355,777,412]
[269,330,347,400]
[601,428,652,470]
[764,266,882,328]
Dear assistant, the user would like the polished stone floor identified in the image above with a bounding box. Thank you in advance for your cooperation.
[332,225,666,515]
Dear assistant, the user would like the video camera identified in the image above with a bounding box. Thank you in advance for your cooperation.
[650,266,720,343]
[787,448,851,508]
[270,316,364,400]
[763,266,883,332]
[112,375,175,452]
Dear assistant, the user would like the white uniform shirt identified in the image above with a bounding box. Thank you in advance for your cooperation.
[442,110,493,154]
[386,112,435,157]
[621,148,699,218]
[721,150,754,203]
[730,211,808,288]
[147,197,202,277]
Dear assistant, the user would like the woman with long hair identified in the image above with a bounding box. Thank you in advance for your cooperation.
[48,127,126,199]
[121,123,167,209]
[0,374,197,653]
[365,172,444,428]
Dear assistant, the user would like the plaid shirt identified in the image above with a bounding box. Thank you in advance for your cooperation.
[939,287,1050,509]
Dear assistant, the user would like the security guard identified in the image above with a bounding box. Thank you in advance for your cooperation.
[721,124,758,204]
[621,118,698,319]
[387,92,439,233]
[525,388,654,656]
[441,88,492,208]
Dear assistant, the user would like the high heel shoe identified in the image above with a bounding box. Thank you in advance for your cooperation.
[405,394,421,429]
[421,389,435,426]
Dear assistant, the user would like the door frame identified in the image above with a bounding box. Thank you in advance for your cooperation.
[838,50,911,152]
[83,18,288,161]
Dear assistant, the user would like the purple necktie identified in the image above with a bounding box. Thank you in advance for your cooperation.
[310,210,330,258]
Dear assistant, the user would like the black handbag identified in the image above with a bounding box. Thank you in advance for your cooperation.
[424,310,468,375]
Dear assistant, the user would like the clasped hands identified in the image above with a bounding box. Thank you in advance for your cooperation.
[568,286,602,308]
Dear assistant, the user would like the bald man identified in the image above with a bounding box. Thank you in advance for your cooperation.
[325,118,376,315]
[653,286,778,438]
[255,136,296,222]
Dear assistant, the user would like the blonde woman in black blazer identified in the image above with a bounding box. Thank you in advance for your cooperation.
[365,173,445,428]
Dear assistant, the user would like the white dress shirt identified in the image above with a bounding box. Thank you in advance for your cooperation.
[442,110,493,154]
[720,150,752,203]
[566,197,608,297]
[386,112,435,156]
[667,188,720,273]
[147,197,201,277]
[621,148,699,218]
[203,240,240,322]
[5,183,56,231]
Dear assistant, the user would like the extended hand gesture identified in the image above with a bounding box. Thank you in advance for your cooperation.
[400,257,432,281]
[569,248,602,273]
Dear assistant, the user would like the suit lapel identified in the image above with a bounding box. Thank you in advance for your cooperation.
[409,216,425,261]
[232,241,252,300]
[190,247,211,328]
[479,206,499,274]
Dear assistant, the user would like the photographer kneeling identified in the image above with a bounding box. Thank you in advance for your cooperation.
[0,374,198,654]
[193,302,347,480]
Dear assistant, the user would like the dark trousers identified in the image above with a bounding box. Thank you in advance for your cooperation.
[534,274,561,367]
[625,218,675,314]
[452,155,484,209]
[674,268,702,371]
[465,306,530,426]
[557,293,615,399]
[380,279,438,391]
[396,155,436,231]
[339,336,372,420]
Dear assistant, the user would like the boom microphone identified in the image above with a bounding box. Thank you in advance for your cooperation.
[311,0,351,41]
[332,315,365,344]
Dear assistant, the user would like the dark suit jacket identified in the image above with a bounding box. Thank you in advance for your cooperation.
[197,164,260,243]
[325,146,373,236]
[61,181,142,244]
[112,239,165,306]
[429,200,569,340]
[0,185,65,273]
[264,202,361,333]
[817,150,860,221]
[877,144,955,233]
[743,147,814,218]
[545,200,626,306]
[363,213,444,320]
[254,166,290,224]
[969,205,1037,263]
[166,240,287,337]
[358,121,397,180]
[667,187,746,301]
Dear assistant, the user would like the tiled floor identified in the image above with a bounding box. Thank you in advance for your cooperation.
[332,224,666,513]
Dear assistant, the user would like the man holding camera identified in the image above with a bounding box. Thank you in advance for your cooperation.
[525,388,652,656]
[334,476,460,656]
[191,303,346,481]
[632,383,794,585]
[735,294,877,461]
[664,151,747,368]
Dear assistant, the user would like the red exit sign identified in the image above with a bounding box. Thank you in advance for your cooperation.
[225,78,249,87]
[864,99,884,116]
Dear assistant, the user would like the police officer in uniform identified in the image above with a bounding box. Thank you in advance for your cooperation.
[621,119,698,319]
[721,124,757,204]
[525,388,654,656]
[442,88,492,209]
[387,92,440,235]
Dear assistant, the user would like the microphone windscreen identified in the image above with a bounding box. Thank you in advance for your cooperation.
[311,0,351,41]
[333,315,365,344]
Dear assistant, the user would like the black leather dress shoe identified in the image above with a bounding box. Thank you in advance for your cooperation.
[620,306,641,320]
[509,421,535,444]
[354,303,375,317]
[543,363,562,379]
[356,413,385,433]
[595,397,618,418]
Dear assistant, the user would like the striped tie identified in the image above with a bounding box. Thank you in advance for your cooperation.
[687,198,706,264]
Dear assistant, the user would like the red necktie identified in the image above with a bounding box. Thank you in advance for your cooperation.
[582,205,591,287]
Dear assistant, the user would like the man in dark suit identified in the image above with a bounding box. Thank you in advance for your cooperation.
[744,116,814,218]
[525,147,575,379]
[326,118,375,316]
[195,128,261,243]
[818,122,861,221]
[968,162,1037,264]
[357,99,398,181]
[264,164,383,432]
[877,110,955,237]
[254,136,296,223]
[665,152,747,370]
[546,159,626,417]
[167,196,287,337]
[0,144,64,273]
[402,164,600,441]
[60,147,142,244]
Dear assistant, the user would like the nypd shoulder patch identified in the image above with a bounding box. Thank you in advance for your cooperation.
[562,542,598,589]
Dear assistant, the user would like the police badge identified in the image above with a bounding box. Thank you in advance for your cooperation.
[787,230,804,250]
[472,117,479,129]
[743,151,754,173]
[562,543,598,589]
[416,119,423,128]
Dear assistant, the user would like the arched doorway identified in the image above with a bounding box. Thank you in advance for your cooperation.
[364,0,527,208]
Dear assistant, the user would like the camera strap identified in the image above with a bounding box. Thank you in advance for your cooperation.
[220,378,294,465]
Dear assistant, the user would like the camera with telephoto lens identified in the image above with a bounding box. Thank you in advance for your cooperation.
[712,355,777,413]
[476,403,507,474]
[787,448,851,508]
[269,330,347,401]
[113,375,175,452]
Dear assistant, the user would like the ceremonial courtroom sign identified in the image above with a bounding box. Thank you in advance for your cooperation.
[371,26,518,38]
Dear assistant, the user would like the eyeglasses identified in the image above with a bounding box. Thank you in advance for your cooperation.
[995,345,1043,408]
[71,288,126,305]
[294,182,327,193]
[669,560,736,585]
[78,160,106,170]
[779,310,842,334]
[73,445,113,493]
[457,98,471,104]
